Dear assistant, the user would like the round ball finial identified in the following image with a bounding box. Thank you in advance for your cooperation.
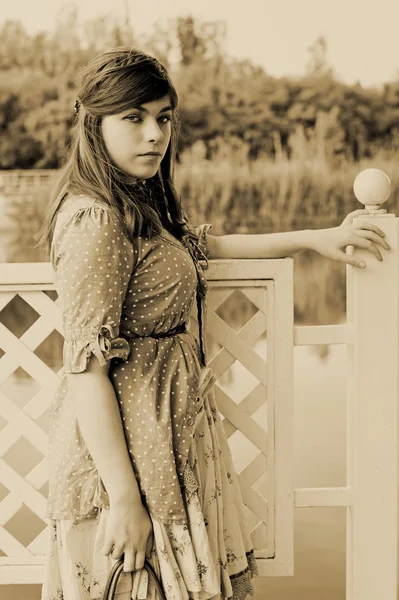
[353,168,391,213]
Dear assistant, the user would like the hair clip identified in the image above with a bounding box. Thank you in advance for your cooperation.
[74,99,80,114]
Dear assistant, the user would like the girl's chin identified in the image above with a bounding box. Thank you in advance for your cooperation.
[124,165,159,179]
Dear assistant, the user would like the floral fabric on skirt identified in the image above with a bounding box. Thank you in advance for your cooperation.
[41,384,258,600]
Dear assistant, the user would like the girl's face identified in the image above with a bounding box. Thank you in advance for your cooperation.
[101,95,173,180]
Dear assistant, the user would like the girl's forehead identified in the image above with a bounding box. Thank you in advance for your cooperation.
[124,95,172,113]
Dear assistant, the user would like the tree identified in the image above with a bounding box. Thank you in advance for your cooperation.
[306,35,334,77]
[0,12,398,168]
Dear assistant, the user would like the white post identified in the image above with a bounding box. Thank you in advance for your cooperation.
[346,169,399,599]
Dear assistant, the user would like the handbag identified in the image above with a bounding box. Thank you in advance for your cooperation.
[102,556,167,600]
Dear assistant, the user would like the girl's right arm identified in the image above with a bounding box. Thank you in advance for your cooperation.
[67,354,142,506]
[67,355,154,572]
[54,200,153,571]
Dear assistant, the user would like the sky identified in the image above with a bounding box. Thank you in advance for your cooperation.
[2,0,399,87]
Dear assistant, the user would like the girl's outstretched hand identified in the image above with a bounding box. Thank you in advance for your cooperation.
[308,209,391,268]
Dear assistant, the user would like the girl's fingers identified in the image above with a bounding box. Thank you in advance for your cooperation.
[102,540,114,556]
[354,229,390,251]
[123,549,137,573]
[354,221,386,238]
[135,550,146,571]
[111,544,124,560]
[347,236,382,261]
[343,253,366,268]
[146,528,154,558]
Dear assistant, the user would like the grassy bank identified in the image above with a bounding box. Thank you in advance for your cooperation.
[177,153,399,234]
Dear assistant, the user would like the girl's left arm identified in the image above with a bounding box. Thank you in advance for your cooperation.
[207,212,390,268]
[207,229,314,260]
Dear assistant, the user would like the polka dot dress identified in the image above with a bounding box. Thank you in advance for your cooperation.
[42,195,258,600]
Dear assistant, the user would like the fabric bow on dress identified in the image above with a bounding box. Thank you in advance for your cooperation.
[180,233,210,367]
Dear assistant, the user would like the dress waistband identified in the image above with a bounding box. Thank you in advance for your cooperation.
[124,322,188,339]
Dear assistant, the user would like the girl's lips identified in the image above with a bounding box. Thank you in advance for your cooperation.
[139,152,162,156]
[138,154,161,160]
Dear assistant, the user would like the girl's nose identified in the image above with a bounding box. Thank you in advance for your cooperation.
[144,119,164,143]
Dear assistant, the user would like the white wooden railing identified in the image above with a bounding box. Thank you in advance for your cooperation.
[0,169,57,194]
[0,179,398,599]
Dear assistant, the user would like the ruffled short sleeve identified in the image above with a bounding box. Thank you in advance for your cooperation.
[51,197,135,374]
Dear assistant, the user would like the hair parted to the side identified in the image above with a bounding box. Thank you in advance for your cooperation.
[34,45,199,258]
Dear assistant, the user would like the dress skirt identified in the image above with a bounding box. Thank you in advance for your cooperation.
[41,386,258,600]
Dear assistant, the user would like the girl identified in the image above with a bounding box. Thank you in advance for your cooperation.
[36,46,389,600]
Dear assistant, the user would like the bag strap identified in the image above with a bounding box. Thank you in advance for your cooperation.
[102,556,167,600]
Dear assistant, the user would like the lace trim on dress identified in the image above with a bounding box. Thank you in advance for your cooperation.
[230,564,257,600]
[227,549,259,600]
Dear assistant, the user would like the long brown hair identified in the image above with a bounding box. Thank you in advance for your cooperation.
[34,46,199,258]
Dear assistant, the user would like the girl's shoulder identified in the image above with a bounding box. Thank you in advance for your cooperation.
[51,194,134,269]
[56,194,116,231]
[58,194,104,215]
[52,195,119,251]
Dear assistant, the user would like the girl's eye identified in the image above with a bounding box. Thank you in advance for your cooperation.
[124,114,171,124]
[125,115,141,122]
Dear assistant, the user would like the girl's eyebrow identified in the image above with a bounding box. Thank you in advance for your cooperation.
[130,105,173,114]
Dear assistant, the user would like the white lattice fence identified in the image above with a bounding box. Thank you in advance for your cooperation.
[1,209,398,600]
[0,266,64,582]
[0,259,294,584]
